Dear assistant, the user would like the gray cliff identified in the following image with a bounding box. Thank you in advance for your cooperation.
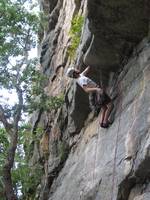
[29,0,150,200]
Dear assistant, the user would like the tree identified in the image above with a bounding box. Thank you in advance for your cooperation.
[0,0,39,199]
[0,1,65,199]
[0,128,9,199]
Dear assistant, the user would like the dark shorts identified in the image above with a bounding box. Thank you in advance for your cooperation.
[89,90,111,111]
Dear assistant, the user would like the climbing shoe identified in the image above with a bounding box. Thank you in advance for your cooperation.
[100,122,109,128]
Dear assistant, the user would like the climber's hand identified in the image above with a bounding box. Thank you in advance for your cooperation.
[96,88,103,94]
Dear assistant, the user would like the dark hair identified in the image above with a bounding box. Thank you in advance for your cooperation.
[72,71,80,78]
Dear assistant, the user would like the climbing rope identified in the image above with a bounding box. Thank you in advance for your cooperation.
[92,69,104,185]
[80,41,148,200]
[92,68,108,186]
[109,56,148,200]
[92,125,100,185]
[110,82,122,200]
[92,69,107,190]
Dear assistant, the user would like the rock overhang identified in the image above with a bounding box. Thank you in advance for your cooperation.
[84,0,149,72]
[72,0,150,134]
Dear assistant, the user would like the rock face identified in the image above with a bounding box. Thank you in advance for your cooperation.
[30,0,150,200]
[85,0,149,71]
[47,39,150,200]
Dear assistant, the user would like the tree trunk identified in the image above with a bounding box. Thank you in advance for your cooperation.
[3,133,18,200]
[1,73,23,200]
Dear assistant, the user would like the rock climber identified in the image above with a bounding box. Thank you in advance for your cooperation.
[66,66,114,128]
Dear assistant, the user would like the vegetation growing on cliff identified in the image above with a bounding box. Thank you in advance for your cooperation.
[27,71,64,112]
[38,12,49,43]
[67,14,84,59]
[58,141,69,163]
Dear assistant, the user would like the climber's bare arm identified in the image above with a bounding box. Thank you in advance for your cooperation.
[82,85,103,93]
[82,66,90,76]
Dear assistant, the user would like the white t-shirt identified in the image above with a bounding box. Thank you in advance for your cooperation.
[76,73,97,88]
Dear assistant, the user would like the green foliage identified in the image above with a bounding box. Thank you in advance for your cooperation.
[0,0,44,198]
[0,0,40,97]
[22,165,43,199]
[0,125,43,199]
[12,163,43,200]
[30,127,43,143]
[46,94,65,111]
[0,128,9,197]
[0,128,9,163]
[23,67,64,113]
[28,94,65,113]
[0,0,65,198]
[39,11,48,29]
[17,125,43,200]
[27,73,65,112]
[0,0,39,61]
[58,141,69,163]
[38,11,49,42]
[67,14,84,59]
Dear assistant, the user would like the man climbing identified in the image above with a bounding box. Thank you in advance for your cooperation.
[66,66,114,128]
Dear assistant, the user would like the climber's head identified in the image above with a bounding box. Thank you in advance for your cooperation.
[66,67,80,78]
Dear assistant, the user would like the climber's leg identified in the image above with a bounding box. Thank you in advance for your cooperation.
[99,105,107,126]
[103,101,114,125]
[98,91,113,128]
